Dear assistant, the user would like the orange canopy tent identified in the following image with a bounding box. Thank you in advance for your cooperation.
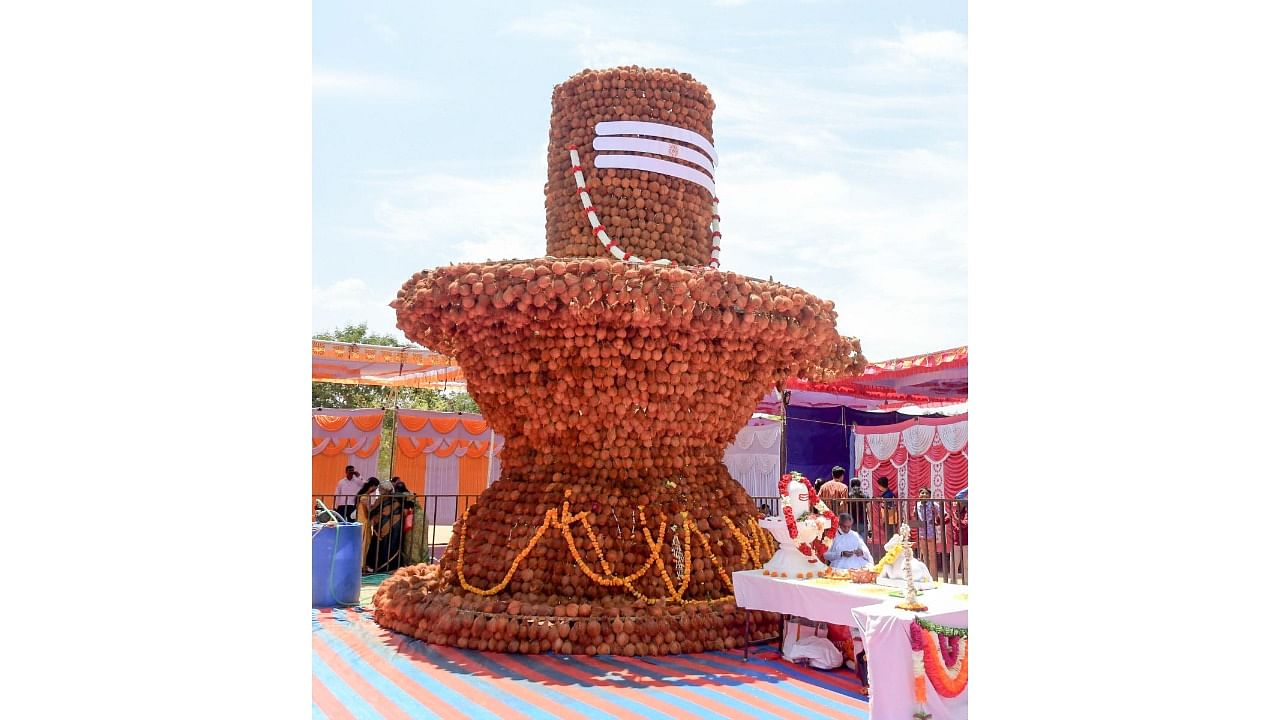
[312,339,466,389]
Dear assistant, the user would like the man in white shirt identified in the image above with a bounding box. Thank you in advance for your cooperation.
[824,512,873,570]
[334,465,362,521]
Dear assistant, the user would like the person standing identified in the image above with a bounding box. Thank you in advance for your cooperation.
[915,488,944,579]
[849,477,868,537]
[354,478,380,573]
[334,465,362,522]
[947,493,969,582]
[367,478,406,573]
[870,476,899,547]
[818,465,849,516]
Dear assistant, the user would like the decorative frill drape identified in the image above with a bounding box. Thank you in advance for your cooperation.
[723,419,781,498]
[853,415,968,499]
[312,409,385,501]
[393,410,505,524]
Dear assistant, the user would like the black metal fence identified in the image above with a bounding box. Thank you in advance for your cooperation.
[314,493,968,585]
[751,496,969,585]
[314,493,481,575]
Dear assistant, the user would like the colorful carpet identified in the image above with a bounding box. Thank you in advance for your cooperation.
[313,607,870,719]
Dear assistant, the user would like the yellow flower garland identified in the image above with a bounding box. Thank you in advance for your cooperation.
[453,500,764,603]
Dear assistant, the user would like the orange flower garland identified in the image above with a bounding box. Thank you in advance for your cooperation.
[908,617,968,717]
[455,494,759,605]
[921,628,968,697]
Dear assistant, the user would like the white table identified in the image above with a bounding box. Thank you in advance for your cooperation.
[733,569,969,720]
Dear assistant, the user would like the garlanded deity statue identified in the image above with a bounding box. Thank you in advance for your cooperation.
[759,473,836,578]
[877,523,936,589]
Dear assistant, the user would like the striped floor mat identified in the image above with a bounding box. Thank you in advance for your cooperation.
[314,608,870,720]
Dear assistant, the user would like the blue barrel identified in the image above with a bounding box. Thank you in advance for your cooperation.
[312,522,362,607]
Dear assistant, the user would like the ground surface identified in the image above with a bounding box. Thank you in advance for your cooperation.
[313,605,870,719]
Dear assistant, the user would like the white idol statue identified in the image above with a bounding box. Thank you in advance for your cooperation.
[875,525,937,589]
[760,474,834,578]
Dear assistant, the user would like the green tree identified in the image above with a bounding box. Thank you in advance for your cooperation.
[313,323,481,476]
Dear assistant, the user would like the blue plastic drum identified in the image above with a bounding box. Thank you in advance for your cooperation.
[312,522,362,607]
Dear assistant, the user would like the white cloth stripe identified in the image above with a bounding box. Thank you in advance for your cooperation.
[595,120,718,166]
[593,154,716,196]
[591,136,716,176]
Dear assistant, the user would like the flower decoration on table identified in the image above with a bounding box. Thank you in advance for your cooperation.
[908,617,968,718]
[894,523,928,611]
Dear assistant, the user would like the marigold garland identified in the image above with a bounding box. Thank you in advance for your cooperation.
[908,617,968,709]
[777,472,837,561]
[454,497,762,604]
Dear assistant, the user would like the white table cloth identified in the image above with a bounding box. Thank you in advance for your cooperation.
[733,569,969,720]
[851,586,968,720]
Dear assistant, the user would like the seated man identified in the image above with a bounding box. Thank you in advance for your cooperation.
[823,512,874,570]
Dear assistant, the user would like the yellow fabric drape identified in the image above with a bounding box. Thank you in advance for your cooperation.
[457,455,488,518]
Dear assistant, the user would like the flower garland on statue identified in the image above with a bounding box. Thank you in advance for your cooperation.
[868,531,908,575]
[777,472,837,562]
[907,617,969,719]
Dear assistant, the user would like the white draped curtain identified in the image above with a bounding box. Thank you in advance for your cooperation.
[852,416,969,498]
[723,419,781,497]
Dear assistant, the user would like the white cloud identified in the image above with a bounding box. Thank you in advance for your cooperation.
[313,68,416,100]
[324,12,967,359]
[363,14,399,44]
[887,29,968,65]
[313,278,399,335]
[848,29,968,83]
[367,167,547,264]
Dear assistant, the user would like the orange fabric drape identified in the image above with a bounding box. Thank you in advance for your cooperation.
[350,413,384,432]
[461,419,489,435]
[396,436,433,458]
[312,452,351,502]
[428,417,459,434]
[313,415,350,432]
[354,435,381,458]
[318,438,359,456]
[457,455,488,517]
[396,450,429,498]
[398,415,430,433]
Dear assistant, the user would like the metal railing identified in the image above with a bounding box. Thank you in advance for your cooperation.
[314,493,481,575]
[751,495,969,585]
[314,493,968,585]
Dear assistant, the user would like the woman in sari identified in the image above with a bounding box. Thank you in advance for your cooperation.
[354,478,380,574]
[366,480,407,573]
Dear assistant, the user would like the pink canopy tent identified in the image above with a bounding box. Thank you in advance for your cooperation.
[785,346,967,410]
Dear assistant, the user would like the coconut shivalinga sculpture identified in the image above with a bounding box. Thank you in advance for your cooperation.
[374,66,868,656]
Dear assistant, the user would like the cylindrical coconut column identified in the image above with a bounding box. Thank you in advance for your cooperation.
[545,67,718,266]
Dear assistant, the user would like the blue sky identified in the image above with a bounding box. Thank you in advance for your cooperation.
[314,0,966,360]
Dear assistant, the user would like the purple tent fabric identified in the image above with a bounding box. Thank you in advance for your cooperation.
[782,404,941,489]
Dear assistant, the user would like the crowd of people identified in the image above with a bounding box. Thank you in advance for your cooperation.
[328,463,967,581]
[331,466,421,574]
[811,467,969,582]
